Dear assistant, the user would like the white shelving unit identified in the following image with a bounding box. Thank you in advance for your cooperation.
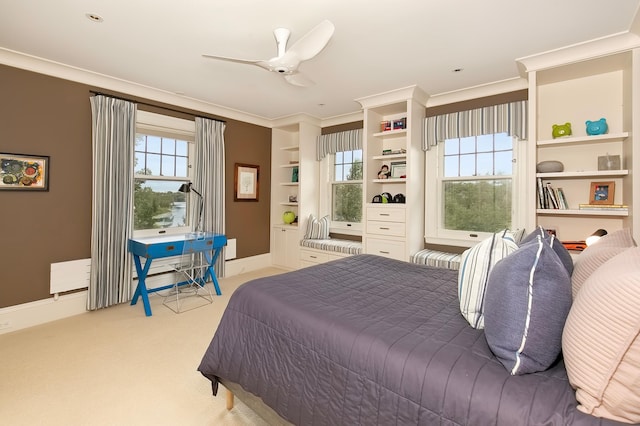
[357,85,427,261]
[520,46,638,242]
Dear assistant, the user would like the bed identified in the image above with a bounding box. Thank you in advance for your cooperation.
[198,254,634,425]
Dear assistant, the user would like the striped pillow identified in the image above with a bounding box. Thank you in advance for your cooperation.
[563,247,640,422]
[484,235,572,375]
[303,214,329,240]
[458,230,519,329]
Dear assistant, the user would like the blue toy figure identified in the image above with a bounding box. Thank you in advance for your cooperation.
[586,118,608,136]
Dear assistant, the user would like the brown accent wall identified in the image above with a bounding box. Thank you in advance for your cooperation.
[0,64,271,308]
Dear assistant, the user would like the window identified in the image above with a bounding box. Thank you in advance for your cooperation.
[134,111,195,237]
[320,149,363,233]
[426,133,523,246]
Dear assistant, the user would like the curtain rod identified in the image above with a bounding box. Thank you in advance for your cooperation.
[89,91,226,123]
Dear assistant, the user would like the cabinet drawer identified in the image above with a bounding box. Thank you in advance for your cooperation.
[366,207,405,222]
[366,220,406,237]
[300,249,329,263]
[366,238,406,261]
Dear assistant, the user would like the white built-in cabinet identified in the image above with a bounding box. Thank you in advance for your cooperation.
[520,43,639,243]
[357,86,427,261]
[270,116,321,269]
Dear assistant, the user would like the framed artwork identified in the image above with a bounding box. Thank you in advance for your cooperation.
[589,181,615,205]
[390,161,406,178]
[234,163,259,201]
[0,153,50,191]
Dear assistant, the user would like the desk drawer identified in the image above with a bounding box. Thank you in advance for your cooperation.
[366,220,406,237]
[366,207,405,222]
[366,238,406,261]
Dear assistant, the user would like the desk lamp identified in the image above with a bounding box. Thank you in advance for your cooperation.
[178,182,204,233]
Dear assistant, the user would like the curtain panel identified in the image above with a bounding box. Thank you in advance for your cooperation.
[316,128,363,161]
[88,95,136,310]
[423,100,528,150]
[194,117,226,277]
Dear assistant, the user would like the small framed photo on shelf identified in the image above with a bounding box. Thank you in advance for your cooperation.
[589,181,615,205]
[390,161,406,178]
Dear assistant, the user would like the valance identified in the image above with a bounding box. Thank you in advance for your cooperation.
[423,101,527,150]
[316,128,362,161]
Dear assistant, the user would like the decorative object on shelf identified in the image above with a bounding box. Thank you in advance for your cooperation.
[234,163,259,201]
[392,117,407,130]
[380,121,391,132]
[282,211,296,224]
[597,153,621,171]
[586,229,608,246]
[551,122,572,139]
[536,160,564,173]
[0,152,49,191]
[393,193,406,203]
[377,165,390,179]
[381,192,393,203]
[589,181,615,205]
[291,166,299,183]
[288,195,297,203]
[390,161,406,178]
[382,148,406,155]
[372,194,382,203]
[585,118,608,136]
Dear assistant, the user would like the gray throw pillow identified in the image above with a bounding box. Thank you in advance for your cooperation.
[484,235,572,375]
[520,226,573,276]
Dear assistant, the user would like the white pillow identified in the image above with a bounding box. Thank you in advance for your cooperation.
[303,214,329,239]
[458,230,519,329]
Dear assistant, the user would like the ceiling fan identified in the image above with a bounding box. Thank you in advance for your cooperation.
[202,20,335,87]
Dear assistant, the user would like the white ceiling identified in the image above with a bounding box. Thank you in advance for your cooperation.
[1,0,640,122]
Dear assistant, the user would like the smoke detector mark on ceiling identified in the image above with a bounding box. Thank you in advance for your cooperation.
[85,13,104,23]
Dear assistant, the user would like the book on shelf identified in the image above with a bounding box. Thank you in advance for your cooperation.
[578,204,628,211]
[537,179,567,209]
[381,148,406,155]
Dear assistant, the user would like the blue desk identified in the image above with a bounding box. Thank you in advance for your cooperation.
[128,232,227,316]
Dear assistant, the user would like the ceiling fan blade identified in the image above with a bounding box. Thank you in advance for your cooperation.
[202,54,263,66]
[284,72,315,87]
[287,20,335,62]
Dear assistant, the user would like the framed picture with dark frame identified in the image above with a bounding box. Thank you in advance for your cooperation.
[0,152,50,191]
[234,163,259,201]
[589,181,615,205]
[390,161,406,178]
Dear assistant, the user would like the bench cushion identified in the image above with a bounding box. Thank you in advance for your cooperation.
[411,249,461,270]
[300,239,362,255]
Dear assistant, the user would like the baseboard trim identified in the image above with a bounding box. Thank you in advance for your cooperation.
[0,291,88,335]
[0,255,272,335]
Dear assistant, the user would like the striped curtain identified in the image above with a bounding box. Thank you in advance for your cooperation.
[194,117,226,277]
[88,95,136,310]
[316,128,362,161]
[423,100,528,150]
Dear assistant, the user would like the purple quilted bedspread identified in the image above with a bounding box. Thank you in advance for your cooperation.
[198,254,632,426]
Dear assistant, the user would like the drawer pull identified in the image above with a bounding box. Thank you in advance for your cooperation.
[379,250,390,254]
[310,255,317,259]
[379,213,390,216]
[379,227,390,230]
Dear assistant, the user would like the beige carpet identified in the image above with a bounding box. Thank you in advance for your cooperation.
[0,267,285,426]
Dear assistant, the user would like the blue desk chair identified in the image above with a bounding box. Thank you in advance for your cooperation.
[163,232,214,313]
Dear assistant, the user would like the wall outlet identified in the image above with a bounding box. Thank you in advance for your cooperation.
[0,320,13,330]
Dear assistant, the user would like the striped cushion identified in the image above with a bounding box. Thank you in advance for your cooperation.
[411,249,461,270]
[300,239,362,255]
[563,247,640,423]
[484,235,572,375]
[303,214,329,239]
[458,230,519,329]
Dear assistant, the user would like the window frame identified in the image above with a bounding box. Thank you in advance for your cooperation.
[319,151,363,235]
[425,133,526,247]
[133,111,196,238]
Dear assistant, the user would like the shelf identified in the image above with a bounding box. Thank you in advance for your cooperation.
[537,132,629,146]
[280,163,299,168]
[279,182,299,186]
[280,145,299,151]
[373,129,407,138]
[537,209,628,217]
[372,153,407,160]
[280,202,298,206]
[537,170,629,179]
[372,178,406,183]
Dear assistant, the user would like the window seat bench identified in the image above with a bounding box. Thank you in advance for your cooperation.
[411,249,462,270]
[299,239,363,266]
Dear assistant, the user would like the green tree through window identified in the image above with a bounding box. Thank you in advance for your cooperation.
[332,150,362,223]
